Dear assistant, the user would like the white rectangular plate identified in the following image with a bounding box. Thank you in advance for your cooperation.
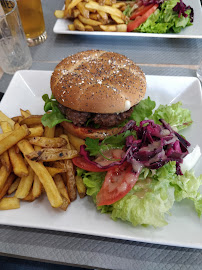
[1,70,202,249]
[53,0,202,38]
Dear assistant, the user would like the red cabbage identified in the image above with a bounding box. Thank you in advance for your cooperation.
[173,0,194,23]
[80,119,191,175]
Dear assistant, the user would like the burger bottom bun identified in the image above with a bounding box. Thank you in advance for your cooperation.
[61,121,122,140]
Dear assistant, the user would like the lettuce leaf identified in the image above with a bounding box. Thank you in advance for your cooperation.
[81,162,202,227]
[130,96,156,125]
[151,101,192,131]
[137,0,193,34]
[41,94,71,128]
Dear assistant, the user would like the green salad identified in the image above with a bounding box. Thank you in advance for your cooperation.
[75,98,202,228]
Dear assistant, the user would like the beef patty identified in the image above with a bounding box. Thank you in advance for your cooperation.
[58,103,134,127]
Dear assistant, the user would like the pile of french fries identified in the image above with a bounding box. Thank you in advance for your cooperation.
[55,0,128,32]
[0,109,86,211]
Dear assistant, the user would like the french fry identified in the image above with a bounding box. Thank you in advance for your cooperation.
[0,173,16,200]
[23,191,36,202]
[20,115,42,126]
[73,8,80,17]
[54,174,70,202]
[44,126,55,138]
[51,161,66,170]
[9,146,29,177]
[27,125,44,138]
[46,166,67,177]
[78,14,101,26]
[32,174,42,198]
[68,24,76,31]
[0,111,15,129]
[26,148,78,162]
[0,124,30,156]
[54,125,64,137]
[12,116,23,123]
[77,2,90,18]
[7,177,20,195]
[100,24,127,31]
[98,0,116,5]
[111,14,124,24]
[89,13,100,20]
[76,175,86,198]
[74,18,85,31]
[64,132,85,152]
[17,140,63,208]
[0,151,11,172]
[54,9,65,18]
[67,0,83,11]
[97,10,108,24]
[15,166,34,199]
[84,24,94,31]
[60,196,70,211]
[29,136,67,148]
[85,2,124,18]
[0,197,20,210]
[0,166,11,191]
[64,159,77,202]
[0,131,12,141]
[64,0,72,18]
[20,108,31,118]
[112,2,126,9]
[1,121,12,132]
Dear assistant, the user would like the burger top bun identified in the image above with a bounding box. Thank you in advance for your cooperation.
[51,50,146,114]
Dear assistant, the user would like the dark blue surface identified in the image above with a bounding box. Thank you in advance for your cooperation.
[0,255,90,270]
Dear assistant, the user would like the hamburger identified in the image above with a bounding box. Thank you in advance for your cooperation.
[43,50,146,140]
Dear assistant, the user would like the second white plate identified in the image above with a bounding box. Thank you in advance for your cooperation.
[53,0,202,38]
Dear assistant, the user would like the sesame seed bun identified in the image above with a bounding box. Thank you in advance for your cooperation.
[51,50,146,114]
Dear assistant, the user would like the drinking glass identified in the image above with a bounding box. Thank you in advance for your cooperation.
[17,0,47,47]
[0,0,32,74]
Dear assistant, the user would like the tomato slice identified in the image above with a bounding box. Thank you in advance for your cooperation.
[127,4,158,32]
[72,156,109,172]
[130,4,154,20]
[96,162,139,206]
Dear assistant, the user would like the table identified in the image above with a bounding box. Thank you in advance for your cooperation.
[0,1,202,269]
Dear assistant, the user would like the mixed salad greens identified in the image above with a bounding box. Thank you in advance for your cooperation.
[125,0,194,33]
[72,97,202,228]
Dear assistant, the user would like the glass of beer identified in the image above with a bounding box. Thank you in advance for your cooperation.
[17,0,47,46]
